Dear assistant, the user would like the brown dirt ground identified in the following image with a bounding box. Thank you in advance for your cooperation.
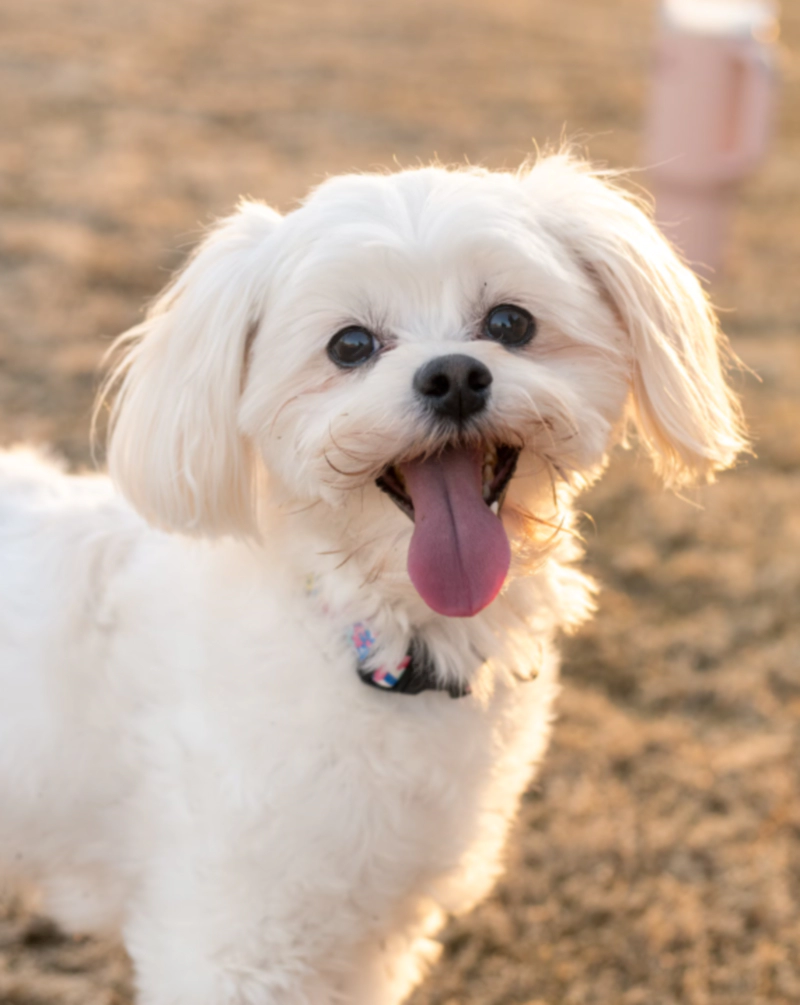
[1,0,799,1003]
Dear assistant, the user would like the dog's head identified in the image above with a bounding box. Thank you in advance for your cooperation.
[104,156,746,617]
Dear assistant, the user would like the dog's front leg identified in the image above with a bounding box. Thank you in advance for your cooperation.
[334,921,446,1005]
[123,843,344,1005]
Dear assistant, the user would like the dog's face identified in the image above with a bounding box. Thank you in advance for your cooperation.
[105,157,746,617]
[238,170,629,615]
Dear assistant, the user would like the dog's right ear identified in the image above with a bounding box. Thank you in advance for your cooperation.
[102,200,281,537]
[521,154,748,487]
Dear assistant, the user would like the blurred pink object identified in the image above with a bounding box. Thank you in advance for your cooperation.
[644,0,779,276]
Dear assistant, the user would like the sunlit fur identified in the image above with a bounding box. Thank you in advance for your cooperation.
[0,155,746,1005]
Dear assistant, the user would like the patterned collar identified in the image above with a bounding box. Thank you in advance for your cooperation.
[305,575,470,699]
[348,624,471,699]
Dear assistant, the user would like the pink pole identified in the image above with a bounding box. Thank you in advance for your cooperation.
[643,1,779,277]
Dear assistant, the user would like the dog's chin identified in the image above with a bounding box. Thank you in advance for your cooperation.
[375,442,520,619]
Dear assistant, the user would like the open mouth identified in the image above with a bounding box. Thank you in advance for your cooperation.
[375,444,520,619]
[376,443,519,521]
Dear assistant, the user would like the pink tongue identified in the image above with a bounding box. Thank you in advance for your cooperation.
[401,448,511,617]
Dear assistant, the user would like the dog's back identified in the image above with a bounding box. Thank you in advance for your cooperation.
[0,449,142,928]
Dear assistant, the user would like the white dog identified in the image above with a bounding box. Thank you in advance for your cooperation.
[0,155,745,1005]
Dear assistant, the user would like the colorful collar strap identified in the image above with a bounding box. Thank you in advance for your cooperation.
[348,624,471,699]
[304,575,470,699]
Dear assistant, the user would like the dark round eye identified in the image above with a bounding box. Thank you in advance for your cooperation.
[484,304,536,347]
[327,327,380,368]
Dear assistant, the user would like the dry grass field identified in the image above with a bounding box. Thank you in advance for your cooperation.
[1,0,799,1003]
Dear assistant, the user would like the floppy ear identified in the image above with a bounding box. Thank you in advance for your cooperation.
[524,154,747,486]
[103,200,281,536]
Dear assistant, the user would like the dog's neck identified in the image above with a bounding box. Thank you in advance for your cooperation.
[266,499,592,694]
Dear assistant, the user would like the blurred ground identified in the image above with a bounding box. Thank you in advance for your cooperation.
[0,0,799,1003]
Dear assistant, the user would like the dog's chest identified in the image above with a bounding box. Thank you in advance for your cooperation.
[137,560,555,940]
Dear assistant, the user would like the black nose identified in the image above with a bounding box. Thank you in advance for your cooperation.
[413,354,493,424]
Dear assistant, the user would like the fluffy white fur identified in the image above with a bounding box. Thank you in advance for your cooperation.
[0,156,746,1005]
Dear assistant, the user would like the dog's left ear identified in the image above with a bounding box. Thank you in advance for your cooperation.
[104,200,281,536]
[523,155,748,486]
